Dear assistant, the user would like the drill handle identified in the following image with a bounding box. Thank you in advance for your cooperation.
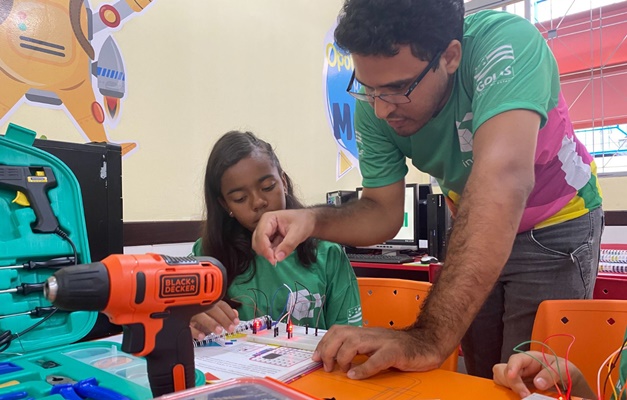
[0,166,59,233]
[143,313,198,396]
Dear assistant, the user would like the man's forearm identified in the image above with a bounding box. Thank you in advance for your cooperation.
[309,199,401,246]
[309,183,406,246]
[409,176,531,358]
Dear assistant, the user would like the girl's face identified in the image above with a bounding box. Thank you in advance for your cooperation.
[219,152,288,232]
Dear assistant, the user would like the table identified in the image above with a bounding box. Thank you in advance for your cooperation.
[593,273,627,300]
[350,261,430,282]
[289,364,519,399]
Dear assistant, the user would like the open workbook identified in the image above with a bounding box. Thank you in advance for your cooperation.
[193,321,326,383]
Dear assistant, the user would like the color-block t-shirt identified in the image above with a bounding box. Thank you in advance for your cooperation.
[193,240,362,329]
[356,10,602,232]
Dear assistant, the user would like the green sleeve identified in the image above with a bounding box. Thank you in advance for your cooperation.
[464,11,560,132]
[354,100,408,188]
[321,242,362,327]
[192,238,202,256]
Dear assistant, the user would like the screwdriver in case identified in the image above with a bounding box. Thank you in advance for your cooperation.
[0,283,45,295]
[0,256,76,271]
[0,306,58,319]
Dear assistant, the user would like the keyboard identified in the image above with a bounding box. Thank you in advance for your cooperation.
[346,253,415,264]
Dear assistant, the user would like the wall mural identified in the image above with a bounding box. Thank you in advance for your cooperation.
[323,22,358,180]
[0,0,156,157]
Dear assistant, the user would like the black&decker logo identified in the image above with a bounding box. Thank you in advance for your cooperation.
[160,274,200,297]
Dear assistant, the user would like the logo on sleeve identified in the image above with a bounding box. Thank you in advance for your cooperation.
[474,44,515,94]
[348,305,362,325]
[456,112,474,153]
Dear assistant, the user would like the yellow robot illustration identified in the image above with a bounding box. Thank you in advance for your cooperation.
[0,0,154,156]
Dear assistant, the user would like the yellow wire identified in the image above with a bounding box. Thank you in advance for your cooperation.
[608,350,619,400]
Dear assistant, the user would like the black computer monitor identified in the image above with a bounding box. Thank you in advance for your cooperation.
[355,183,430,252]
[416,184,432,250]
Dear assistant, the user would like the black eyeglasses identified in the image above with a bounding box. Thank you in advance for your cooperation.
[346,51,443,104]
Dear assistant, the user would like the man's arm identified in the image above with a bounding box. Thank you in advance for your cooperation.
[312,109,540,379]
[409,109,539,359]
[315,181,406,245]
[252,180,406,263]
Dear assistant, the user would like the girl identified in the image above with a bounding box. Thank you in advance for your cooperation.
[190,131,361,339]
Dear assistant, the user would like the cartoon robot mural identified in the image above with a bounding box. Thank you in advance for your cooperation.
[323,22,358,180]
[0,0,155,156]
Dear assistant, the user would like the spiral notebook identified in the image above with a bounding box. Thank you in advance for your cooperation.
[599,248,627,274]
[600,248,627,263]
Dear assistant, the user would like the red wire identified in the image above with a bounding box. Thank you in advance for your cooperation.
[540,336,564,397]
[542,333,576,399]
[562,334,576,399]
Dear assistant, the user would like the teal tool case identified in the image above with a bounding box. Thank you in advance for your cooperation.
[0,124,204,399]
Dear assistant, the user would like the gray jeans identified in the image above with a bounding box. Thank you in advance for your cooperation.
[461,207,604,378]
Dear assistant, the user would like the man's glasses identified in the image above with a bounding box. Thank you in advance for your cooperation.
[346,51,443,104]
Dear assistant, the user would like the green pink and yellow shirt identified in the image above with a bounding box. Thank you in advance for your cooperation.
[356,10,602,232]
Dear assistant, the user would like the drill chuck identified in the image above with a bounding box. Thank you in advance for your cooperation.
[44,262,110,311]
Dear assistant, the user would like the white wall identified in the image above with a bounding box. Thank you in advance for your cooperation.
[601,226,627,245]
[124,242,195,257]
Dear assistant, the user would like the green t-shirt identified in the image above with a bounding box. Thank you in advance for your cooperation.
[192,240,362,329]
[356,10,602,233]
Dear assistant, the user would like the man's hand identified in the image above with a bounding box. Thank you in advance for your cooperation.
[252,209,316,264]
[252,182,406,264]
[190,301,240,340]
[312,326,444,379]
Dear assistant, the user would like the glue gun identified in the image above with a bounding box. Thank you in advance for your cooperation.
[0,165,59,233]
[44,254,227,396]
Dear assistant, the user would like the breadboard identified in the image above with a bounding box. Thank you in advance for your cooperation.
[245,323,326,351]
[194,316,327,351]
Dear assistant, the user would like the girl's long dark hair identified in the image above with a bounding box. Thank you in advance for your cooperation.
[201,131,317,288]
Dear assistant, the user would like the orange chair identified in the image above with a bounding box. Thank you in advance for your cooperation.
[357,277,459,372]
[530,299,627,393]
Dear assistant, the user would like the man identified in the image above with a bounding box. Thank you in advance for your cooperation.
[252,0,603,379]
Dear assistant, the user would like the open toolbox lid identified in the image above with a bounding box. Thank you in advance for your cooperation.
[0,123,97,353]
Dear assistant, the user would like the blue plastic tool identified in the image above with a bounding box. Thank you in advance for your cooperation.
[0,362,22,376]
[48,376,130,400]
[0,391,33,400]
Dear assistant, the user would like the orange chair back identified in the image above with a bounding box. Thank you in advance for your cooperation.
[357,277,458,372]
[530,299,627,393]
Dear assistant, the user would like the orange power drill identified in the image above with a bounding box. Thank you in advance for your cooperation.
[43,254,226,397]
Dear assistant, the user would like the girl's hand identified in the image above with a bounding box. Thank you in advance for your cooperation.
[493,351,566,398]
[190,300,240,340]
[492,351,593,399]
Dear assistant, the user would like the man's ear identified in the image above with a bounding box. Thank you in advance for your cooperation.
[442,39,462,75]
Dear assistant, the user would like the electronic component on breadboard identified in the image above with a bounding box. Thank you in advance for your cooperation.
[193,316,327,351]
[245,322,326,351]
[193,315,273,347]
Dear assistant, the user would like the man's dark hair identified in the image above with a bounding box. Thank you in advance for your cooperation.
[334,0,465,61]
